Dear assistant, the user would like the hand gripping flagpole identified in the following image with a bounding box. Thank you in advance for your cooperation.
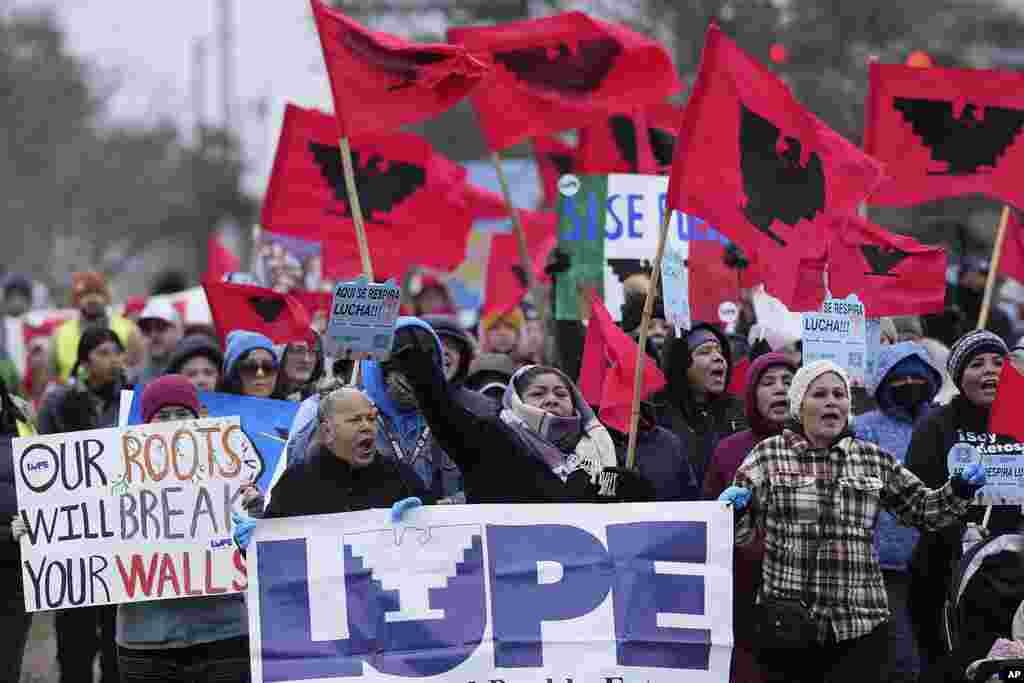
[977,205,1010,331]
[338,136,374,386]
[977,206,1010,531]
[625,207,673,470]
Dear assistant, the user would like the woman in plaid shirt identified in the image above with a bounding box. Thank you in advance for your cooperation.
[719,359,984,683]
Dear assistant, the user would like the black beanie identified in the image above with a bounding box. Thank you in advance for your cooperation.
[71,327,124,378]
[620,292,665,334]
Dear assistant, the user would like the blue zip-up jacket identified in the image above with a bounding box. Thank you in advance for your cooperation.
[854,342,941,572]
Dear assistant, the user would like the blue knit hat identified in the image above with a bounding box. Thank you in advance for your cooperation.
[223,330,277,377]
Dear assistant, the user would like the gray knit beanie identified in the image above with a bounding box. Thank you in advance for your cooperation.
[947,329,1007,391]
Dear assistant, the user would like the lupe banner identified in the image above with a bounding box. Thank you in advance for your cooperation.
[248,502,734,683]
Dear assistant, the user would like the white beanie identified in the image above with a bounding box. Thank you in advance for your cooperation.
[788,359,851,423]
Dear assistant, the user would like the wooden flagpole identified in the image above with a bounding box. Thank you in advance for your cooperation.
[978,205,1010,532]
[625,207,673,470]
[490,150,538,295]
[338,136,374,386]
[977,205,1010,330]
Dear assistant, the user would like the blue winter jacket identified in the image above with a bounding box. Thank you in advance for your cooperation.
[854,342,941,572]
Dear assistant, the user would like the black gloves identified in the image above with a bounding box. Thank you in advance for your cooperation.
[390,330,440,389]
[564,466,656,503]
[544,248,571,278]
[604,466,656,503]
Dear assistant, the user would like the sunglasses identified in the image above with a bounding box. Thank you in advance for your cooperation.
[238,360,279,377]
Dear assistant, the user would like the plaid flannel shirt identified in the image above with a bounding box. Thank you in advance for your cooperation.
[734,429,969,642]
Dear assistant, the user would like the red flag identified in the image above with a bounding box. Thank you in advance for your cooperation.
[206,231,241,282]
[289,289,333,321]
[202,279,312,346]
[448,12,681,151]
[827,214,947,316]
[666,25,885,310]
[728,356,751,396]
[999,209,1024,283]
[260,103,472,280]
[483,211,557,319]
[645,102,683,168]
[990,361,1024,442]
[790,250,828,313]
[576,103,682,174]
[578,293,666,433]
[532,135,577,209]
[688,238,742,324]
[310,0,488,137]
[461,183,510,221]
[865,63,1024,209]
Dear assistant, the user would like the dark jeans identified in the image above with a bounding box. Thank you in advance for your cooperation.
[0,591,31,683]
[885,569,921,683]
[118,636,251,683]
[56,605,119,683]
[758,623,890,683]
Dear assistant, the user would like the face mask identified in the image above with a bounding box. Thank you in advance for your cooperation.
[891,382,930,411]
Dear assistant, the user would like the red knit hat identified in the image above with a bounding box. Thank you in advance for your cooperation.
[141,375,201,423]
[70,271,110,306]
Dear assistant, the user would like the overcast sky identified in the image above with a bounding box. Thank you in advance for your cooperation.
[12,0,339,195]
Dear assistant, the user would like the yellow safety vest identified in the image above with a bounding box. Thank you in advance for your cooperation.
[54,316,135,382]
[16,419,34,437]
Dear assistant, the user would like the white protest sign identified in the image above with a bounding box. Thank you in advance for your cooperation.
[14,416,257,611]
[324,276,402,360]
[249,502,734,683]
[947,437,1024,505]
[801,294,868,386]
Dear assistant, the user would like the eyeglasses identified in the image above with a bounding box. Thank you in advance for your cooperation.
[238,361,279,377]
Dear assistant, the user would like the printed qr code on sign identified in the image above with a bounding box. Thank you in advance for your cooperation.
[848,352,864,368]
[373,334,390,349]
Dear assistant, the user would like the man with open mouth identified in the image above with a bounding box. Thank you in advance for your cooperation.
[265,386,429,519]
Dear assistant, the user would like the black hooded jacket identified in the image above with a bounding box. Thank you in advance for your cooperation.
[653,323,747,487]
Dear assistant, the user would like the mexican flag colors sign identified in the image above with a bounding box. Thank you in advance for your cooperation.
[555,174,727,323]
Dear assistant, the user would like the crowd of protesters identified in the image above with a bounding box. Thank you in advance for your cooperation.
[0,252,1021,683]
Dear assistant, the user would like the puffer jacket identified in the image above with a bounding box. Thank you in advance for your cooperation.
[854,342,940,572]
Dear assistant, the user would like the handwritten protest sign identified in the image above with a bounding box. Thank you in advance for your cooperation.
[122,389,299,494]
[14,417,257,611]
[324,276,402,360]
[801,294,868,386]
[249,502,733,683]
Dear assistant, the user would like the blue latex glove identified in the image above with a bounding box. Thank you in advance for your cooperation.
[717,486,751,512]
[390,497,423,523]
[952,462,987,499]
[232,511,257,552]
